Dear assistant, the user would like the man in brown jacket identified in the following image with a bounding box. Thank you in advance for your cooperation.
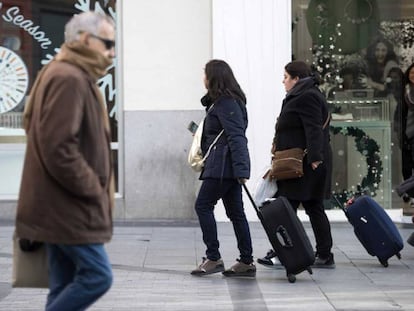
[15,11,115,311]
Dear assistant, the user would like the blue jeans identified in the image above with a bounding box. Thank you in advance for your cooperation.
[195,179,253,264]
[45,243,113,311]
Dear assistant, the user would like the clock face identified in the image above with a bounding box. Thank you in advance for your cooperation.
[0,46,29,114]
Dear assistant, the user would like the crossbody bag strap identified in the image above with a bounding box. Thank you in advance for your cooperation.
[322,113,331,129]
[202,129,224,161]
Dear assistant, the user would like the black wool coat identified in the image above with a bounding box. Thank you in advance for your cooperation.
[273,77,332,201]
[200,95,250,180]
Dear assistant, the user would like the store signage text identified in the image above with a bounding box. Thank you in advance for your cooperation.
[0,3,52,49]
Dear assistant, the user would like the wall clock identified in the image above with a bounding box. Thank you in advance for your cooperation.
[0,46,29,114]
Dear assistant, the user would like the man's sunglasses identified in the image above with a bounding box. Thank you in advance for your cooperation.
[89,34,115,50]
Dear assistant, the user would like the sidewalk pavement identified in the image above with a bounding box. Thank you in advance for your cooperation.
[0,220,413,311]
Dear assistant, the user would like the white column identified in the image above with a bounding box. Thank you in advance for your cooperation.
[212,0,292,220]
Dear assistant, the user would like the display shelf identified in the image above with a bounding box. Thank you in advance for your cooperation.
[329,98,390,121]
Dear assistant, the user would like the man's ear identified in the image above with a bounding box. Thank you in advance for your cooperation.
[78,32,89,45]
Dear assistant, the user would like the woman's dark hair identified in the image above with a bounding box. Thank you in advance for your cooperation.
[286,61,321,85]
[285,61,312,79]
[404,63,414,85]
[204,59,246,104]
[365,37,398,65]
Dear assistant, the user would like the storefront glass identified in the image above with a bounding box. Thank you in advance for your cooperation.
[0,0,118,199]
[292,0,414,208]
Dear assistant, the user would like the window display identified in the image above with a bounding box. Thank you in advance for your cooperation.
[0,0,118,198]
[292,0,414,208]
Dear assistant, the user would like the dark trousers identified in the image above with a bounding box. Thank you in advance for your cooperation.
[402,146,413,180]
[402,142,414,197]
[289,199,333,258]
[195,178,253,264]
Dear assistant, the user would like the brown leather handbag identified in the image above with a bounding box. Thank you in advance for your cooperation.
[270,114,330,180]
[270,147,307,180]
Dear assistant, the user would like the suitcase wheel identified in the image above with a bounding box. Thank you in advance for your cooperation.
[287,274,296,283]
[396,252,402,260]
[307,267,313,275]
[379,258,389,267]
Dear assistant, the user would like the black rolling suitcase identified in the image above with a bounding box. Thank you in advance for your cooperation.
[243,184,314,283]
[333,195,403,267]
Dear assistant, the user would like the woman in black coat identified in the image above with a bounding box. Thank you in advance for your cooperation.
[191,59,255,277]
[258,61,335,268]
[396,63,414,213]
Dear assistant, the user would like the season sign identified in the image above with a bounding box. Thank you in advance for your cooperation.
[0,3,52,49]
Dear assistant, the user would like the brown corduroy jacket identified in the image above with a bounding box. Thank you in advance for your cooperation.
[15,60,113,244]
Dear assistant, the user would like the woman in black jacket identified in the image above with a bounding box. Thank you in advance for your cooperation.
[258,61,335,268]
[191,59,255,277]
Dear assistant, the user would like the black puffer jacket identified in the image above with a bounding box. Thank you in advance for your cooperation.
[200,95,250,180]
[274,77,332,200]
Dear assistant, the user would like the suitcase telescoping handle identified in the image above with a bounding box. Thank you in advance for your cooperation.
[243,184,293,249]
[332,194,350,219]
[332,195,346,212]
[242,183,264,222]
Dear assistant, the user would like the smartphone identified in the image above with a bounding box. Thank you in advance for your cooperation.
[187,121,198,134]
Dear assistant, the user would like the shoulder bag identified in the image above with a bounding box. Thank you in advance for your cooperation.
[12,233,49,288]
[188,118,224,172]
[270,114,330,180]
[188,103,225,172]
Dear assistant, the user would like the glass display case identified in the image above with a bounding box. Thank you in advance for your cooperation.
[329,97,390,122]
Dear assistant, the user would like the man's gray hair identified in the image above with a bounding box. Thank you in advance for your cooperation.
[64,11,115,43]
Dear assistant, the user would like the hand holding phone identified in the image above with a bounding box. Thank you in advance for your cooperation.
[187,121,198,134]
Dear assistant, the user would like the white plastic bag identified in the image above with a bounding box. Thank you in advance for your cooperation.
[253,169,278,207]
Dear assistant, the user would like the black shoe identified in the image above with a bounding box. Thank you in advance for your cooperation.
[257,249,284,269]
[257,249,276,266]
[402,193,411,203]
[313,253,335,269]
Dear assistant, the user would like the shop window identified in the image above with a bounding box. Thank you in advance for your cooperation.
[0,0,119,198]
[292,0,414,208]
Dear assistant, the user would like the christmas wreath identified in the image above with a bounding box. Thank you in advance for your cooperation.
[330,126,383,204]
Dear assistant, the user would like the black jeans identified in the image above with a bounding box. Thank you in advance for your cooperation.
[195,179,253,264]
[289,199,333,258]
[402,146,413,181]
[402,141,414,197]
